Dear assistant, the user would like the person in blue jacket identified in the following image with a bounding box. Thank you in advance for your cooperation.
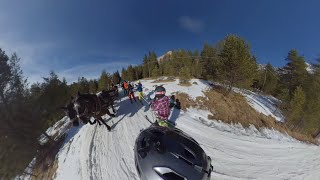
[136,80,144,104]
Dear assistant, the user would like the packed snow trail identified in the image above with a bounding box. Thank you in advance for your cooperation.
[54,79,320,180]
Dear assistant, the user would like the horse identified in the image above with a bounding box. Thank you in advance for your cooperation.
[62,90,117,131]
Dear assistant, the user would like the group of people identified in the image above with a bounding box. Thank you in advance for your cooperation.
[120,80,181,128]
[121,80,143,104]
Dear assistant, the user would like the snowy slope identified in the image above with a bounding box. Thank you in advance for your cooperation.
[38,117,71,145]
[52,79,320,180]
[306,62,315,74]
[238,89,285,122]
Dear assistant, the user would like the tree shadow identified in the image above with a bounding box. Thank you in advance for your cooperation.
[169,108,181,125]
[63,123,83,143]
[142,90,154,112]
[145,90,155,100]
[109,96,144,130]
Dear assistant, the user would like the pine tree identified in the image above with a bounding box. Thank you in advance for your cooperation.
[8,53,27,100]
[191,50,202,78]
[142,55,149,78]
[302,60,320,134]
[134,65,143,80]
[89,80,99,93]
[148,51,158,77]
[98,70,111,91]
[38,71,70,124]
[142,52,158,78]
[0,50,49,178]
[151,65,160,77]
[0,48,11,108]
[200,43,217,79]
[126,65,136,81]
[77,77,90,93]
[260,63,279,94]
[112,70,121,84]
[287,86,306,129]
[179,66,191,83]
[281,50,308,96]
[219,35,257,91]
[121,67,128,81]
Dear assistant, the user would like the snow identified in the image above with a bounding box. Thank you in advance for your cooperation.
[38,117,71,145]
[49,79,320,180]
[203,81,285,122]
[238,89,285,122]
[142,78,210,99]
[306,62,315,74]
[15,158,37,180]
[157,51,172,63]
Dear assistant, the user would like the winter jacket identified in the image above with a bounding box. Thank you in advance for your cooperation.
[124,82,128,89]
[128,84,134,94]
[136,83,143,92]
[151,96,170,120]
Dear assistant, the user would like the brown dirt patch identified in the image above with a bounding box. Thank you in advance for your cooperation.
[175,92,197,111]
[31,136,66,180]
[177,89,317,144]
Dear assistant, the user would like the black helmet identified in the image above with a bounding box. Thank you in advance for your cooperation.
[155,86,166,98]
[134,126,213,180]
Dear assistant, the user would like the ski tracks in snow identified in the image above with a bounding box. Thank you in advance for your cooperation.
[54,82,320,180]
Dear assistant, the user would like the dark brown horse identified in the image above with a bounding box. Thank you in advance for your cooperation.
[62,90,117,131]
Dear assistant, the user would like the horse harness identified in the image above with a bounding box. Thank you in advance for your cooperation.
[73,94,101,120]
[93,94,102,116]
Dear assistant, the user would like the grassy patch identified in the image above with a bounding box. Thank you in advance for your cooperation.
[178,79,192,87]
[151,77,176,83]
[175,92,197,110]
[142,77,157,80]
[176,89,317,144]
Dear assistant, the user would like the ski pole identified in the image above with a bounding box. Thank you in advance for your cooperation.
[141,96,150,103]
[144,115,154,124]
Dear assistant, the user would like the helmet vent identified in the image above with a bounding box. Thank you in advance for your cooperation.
[184,148,195,160]
[178,155,193,166]
[153,167,186,180]
[162,172,184,180]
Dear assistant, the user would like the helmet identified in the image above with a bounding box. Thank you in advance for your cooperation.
[137,80,141,83]
[155,86,166,98]
[134,126,213,180]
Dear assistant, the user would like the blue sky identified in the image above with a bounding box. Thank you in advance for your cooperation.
[0,0,319,83]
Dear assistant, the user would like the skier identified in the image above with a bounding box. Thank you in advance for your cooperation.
[121,82,125,95]
[111,82,118,97]
[136,80,144,104]
[150,86,172,127]
[123,81,129,95]
[128,83,137,103]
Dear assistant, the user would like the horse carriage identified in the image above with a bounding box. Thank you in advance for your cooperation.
[62,88,119,131]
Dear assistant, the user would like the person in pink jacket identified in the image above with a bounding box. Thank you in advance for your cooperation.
[151,86,172,127]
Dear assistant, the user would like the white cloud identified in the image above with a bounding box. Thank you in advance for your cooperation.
[0,32,57,84]
[0,30,135,84]
[0,10,135,85]
[178,16,205,33]
[58,62,133,84]
[0,36,133,84]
